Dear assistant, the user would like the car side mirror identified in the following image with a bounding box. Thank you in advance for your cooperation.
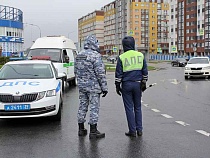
[56,73,67,80]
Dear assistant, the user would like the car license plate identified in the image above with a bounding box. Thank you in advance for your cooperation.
[192,71,200,73]
[4,104,31,111]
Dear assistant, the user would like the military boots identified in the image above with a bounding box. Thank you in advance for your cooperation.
[78,123,87,136]
[89,124,105,139]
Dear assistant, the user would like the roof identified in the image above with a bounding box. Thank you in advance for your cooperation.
[5,60,52,65]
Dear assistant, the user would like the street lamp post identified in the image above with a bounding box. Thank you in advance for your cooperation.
[24,23,41,37]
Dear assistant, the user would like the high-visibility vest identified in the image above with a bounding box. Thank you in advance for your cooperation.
[119,50,144,72]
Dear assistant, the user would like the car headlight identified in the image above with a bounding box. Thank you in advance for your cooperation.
[36,91,46,101]
[185,67,191,70]
[46,89,56,97]
[203,66,210,70]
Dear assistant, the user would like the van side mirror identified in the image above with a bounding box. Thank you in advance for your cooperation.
[64,55,69,63]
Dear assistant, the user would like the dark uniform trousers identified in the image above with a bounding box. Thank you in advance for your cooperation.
[122,81,142,133]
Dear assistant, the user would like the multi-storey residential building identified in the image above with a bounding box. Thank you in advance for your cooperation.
[78,10,104,52]
[205,0,210,53]
[169,0,207,56]
[130,0,169,54]
[78,0,169,55]
[168,0,178,55]
[104,1,116,54]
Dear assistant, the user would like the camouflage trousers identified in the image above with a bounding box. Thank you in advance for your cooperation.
[77,91,100,125]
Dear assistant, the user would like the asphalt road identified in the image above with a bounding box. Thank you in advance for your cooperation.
[0,62,210,158]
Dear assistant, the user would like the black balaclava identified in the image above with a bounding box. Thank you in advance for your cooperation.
[122,36,135,52]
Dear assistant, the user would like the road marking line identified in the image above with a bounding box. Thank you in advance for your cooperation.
[175,121,190,126]
[161,114,173,118]
[196,130,210,137]
[151,109,160,112]
[143,104,148,107]
[171,79,180,85]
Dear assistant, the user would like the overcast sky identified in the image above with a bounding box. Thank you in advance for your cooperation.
[1,0,113,48]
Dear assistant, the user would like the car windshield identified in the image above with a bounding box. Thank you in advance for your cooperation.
[188,58,209,64]
[0,64,54,79]
[27,49,61,62]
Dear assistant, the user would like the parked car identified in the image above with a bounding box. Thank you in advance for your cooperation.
[171,58,187,67]
[107,55,118,62]
[184,57,210,79]
[0,60,65,121]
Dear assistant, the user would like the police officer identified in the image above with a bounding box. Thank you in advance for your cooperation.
[115,36,148,137]
[74,35,108,139]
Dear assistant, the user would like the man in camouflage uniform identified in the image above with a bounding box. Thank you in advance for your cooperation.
[74,35,108,139]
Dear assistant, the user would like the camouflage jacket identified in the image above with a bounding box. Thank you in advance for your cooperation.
[74,49,108,93]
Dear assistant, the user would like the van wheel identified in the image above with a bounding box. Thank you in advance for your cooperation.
[185,76,188,80]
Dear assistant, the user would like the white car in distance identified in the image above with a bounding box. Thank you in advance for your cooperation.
[0,60,65,121]
[184,57,210,79]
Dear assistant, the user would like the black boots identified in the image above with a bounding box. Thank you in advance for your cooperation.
[89,124,105,139]
[137,131,143,136]
[125,132,136,137]
[125,131,143,137]
[78,123,87,136]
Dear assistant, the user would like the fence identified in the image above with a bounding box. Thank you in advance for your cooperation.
[150,54,192,61]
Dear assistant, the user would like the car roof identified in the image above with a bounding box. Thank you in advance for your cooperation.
[191,57,209,59]
[5,60,52,65]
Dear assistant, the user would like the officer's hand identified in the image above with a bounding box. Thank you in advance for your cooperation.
[141,80,147,92]
[102,91,108,97]
[115,84,122,96]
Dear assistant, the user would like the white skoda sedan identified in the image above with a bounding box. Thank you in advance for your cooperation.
[0,60,64,121]
[184,57,210,79]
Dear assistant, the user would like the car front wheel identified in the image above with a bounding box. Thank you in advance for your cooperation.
[51,95,62,121]
[185,76,188,79]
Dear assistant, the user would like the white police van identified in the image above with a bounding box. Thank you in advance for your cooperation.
[0,60,64,121]
[27,36,78,88]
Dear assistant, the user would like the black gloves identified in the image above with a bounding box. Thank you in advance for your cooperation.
[102,91,108,97]
[141,80,147,92]
[115,83,122,96]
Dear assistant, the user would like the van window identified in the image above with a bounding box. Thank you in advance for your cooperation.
[28,49,61,62]
[62,50,69,63]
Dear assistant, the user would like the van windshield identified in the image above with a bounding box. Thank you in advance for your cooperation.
[27,49,61,62]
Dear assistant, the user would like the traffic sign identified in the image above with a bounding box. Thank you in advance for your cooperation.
[199,28,204,36]
[112,47,118,53]
[128,30,134,36]
[171,46,177,53]
[157,47,162,53]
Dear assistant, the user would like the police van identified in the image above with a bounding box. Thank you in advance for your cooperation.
[27,36,78,88]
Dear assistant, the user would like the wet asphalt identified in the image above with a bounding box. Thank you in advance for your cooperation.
[0,62,210,158]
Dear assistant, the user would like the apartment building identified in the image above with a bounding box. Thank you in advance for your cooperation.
[130,0,169,54]
[169,0,207,56]
[78,10,104,52]
[168,0,177,55]
[78,0,169,55]
[104,1,116,54]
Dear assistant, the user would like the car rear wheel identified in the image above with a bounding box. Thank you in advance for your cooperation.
[171,63,174,67]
